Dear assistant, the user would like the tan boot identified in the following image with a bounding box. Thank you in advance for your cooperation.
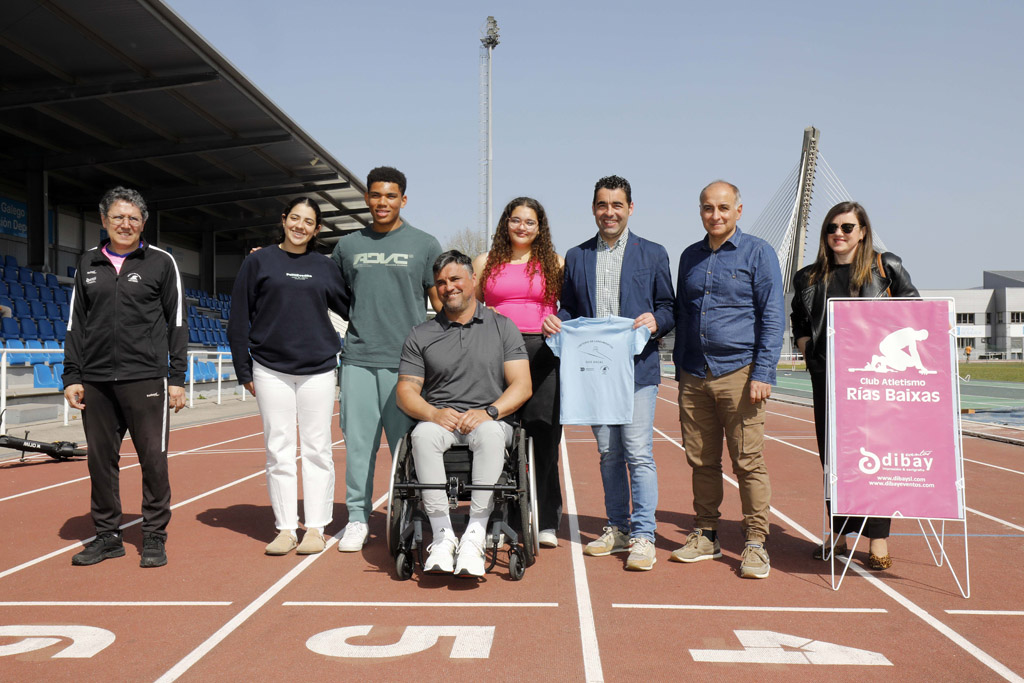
[265,530,297,555]
[296,528,326,555]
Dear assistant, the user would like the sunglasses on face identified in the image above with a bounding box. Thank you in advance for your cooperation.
[826,223,858,235]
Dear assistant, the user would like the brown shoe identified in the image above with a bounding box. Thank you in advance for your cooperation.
[265,530,297,555]
[867,553,893,570]
[296,528,326,555]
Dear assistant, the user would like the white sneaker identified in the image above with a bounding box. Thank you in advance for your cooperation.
[337,521,368,552]
[454,536,486,577]
[424,531,457,574]
[538,529,558,548]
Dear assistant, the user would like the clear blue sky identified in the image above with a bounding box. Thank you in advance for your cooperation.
[166,0,1023,289]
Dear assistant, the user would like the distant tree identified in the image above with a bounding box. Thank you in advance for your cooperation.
[445,226,490,257]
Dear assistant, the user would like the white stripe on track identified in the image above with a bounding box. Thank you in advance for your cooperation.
[613,604,887,613]
[0,430,266,503]
[964,458,1024,476]
[0,601,230,606]
[283,601,558,608]
[561,436,604,683]
[653,424,1023,683]
[967,507,1024,533]
[155,490,387,683]
[947,610,1024,616]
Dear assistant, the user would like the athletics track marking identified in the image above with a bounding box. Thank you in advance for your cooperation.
[649,390,1024,683]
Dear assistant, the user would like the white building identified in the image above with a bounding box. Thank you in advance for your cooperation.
[922,271,1024,360]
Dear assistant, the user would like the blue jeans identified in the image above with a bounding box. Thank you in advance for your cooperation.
[591,383,659,541]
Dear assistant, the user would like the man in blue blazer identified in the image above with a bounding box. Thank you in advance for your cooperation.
[542,175,674,571]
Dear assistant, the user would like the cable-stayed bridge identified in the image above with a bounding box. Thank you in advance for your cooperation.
[747,126,886,293]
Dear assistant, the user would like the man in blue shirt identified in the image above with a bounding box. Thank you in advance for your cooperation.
[672,180,784,579]
[543,175,674,572]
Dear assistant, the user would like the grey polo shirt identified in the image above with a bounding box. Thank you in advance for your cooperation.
[399,302,527,413]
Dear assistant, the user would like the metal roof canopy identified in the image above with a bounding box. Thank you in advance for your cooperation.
[0,0,369,261]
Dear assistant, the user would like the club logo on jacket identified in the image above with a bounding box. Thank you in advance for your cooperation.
[127,273,142,283]
[286,273,312,280]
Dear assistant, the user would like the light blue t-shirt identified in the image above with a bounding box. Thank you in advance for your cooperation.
[546,316,651,425]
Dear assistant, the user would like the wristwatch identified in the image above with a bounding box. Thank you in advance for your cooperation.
[485,405,499,420]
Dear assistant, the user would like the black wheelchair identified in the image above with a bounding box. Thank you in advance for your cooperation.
[386,425,539,580]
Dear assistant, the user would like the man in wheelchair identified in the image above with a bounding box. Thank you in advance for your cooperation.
[396,250,532,576]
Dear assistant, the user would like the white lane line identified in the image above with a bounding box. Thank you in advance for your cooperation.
[653,425,1022,682]
[562,436,603,683]
[967,507,1024,533]
[947,610,1024,616]
[612,604,887,613]
[964,458,1024,476]
[0,601,231,606]
[156,490,386,683]
[0,466,269,580]
[0,430,265,503]
[283,602,558,608]
[651,427,822,543]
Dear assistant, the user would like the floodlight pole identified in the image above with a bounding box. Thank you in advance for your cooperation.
[479,16,500,244]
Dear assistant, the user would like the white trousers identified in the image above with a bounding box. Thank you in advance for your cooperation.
[410,420,513,518]
[253,362,336,530]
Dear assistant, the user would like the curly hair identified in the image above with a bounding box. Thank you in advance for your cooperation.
[480,197,561,306]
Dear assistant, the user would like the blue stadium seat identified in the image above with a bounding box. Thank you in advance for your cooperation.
[0,296,12,310]
[43,340,62,362]
[39,286,54,303]
[45,273,58,288]
[4,255,17,268]
[2,266,17,282]
[53,362,65,390]
[4,340,29,365]
[55,288,69,304]
[54,320,67,342]
[37,318,54,341]
[18,267,33,284]
[45,302,61,319]
[67,266,77,278]
[0,282,7,296]
[33,364,60,389]
[32,272,46,287]
[8,282,23,298]
[1,318,20,340]
[188,327,200,344]
[59,302,70,320]
[30,300,46,318]
[26,339,48,364]
[23,284,38,300]
[14,299,31,318]
[20,318,38,340]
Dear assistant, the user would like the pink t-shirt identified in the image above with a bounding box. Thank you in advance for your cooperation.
[102,244,130,274]
[483,262,556,333]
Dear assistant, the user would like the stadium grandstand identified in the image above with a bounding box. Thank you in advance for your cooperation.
[0,0,362,426]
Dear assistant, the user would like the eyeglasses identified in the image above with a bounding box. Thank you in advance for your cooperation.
[508,217,537,228]
[826,223,857,235]
[107,214,143,227]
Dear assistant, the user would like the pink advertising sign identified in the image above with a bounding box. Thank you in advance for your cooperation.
[827,298,964,520]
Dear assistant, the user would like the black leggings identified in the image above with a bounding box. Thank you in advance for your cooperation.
[522,334,562,531]
[810,371,890,540]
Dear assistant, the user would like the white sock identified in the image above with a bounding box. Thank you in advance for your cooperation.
[464,513,491,541]
[428,514,454,542]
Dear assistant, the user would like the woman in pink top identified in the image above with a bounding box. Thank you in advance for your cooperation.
[473,197,564,548]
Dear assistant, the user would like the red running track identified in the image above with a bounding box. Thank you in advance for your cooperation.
[1,382,1022,682]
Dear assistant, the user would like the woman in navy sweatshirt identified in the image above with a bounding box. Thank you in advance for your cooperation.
[228,197,349,555]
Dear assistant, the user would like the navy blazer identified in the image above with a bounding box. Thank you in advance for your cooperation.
[557,232,675,386]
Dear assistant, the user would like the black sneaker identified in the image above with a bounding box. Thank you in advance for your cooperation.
[71,531,125,566]
[140,535,167,568]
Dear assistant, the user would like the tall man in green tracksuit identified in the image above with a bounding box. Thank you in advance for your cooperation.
[332,166,442,551]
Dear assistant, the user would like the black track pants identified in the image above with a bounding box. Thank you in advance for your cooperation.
[83,378,171,539]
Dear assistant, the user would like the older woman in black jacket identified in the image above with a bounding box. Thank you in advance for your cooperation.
[791,201,918,570]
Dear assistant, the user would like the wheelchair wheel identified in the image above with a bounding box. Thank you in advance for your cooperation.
[395,551,414,581]
[508,547,525,581]
[517,435,538,566]
[386,436,413,557]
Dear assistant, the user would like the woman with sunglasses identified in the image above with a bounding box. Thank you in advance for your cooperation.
[228,197,349,556]
[472,197,564,549]
[790,201,919,570]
